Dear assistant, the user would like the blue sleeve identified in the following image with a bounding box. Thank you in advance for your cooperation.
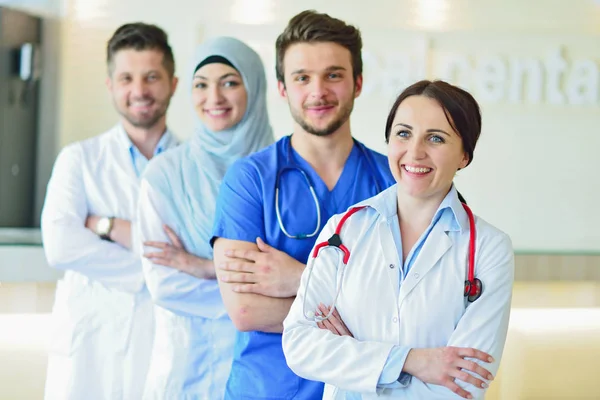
[211,159,265,246]
[378,346,412,387]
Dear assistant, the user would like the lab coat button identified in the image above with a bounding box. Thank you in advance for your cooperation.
[389,264,395,269]
[392,317,398,323]
[414,273,420,279]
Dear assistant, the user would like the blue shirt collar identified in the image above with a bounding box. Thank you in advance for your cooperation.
[356,183,468,233]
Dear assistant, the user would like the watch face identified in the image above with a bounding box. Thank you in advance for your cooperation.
[97,217,110,236]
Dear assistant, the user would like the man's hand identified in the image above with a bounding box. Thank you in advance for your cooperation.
[144,225,215,279]
[403,347,495,399]
[316,304,353,337]
[217,237,304,297]
[85,215,131,249]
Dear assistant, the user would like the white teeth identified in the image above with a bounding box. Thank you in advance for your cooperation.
[404,165,431,173]
[207,109,227,116]
[131,102,151,107]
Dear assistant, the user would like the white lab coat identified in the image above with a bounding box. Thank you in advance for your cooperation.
[137,165,235,400]
[282,185,514,399]
[41,124,178,400]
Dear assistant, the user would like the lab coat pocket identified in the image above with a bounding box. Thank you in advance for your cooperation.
[47,279,91,357]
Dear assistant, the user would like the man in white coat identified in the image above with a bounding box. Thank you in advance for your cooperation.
[41,22,179,400]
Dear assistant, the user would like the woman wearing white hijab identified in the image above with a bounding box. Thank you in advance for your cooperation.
[137,37,274,399]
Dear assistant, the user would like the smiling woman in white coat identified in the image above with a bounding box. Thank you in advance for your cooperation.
[137,37,274,399]
[282,80,514,400]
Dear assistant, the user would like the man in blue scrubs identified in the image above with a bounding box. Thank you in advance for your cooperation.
[211,10,395,399]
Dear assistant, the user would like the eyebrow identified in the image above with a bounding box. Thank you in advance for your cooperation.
[193,72,240,80]
[393,123,451,137]
[290,66,347,75]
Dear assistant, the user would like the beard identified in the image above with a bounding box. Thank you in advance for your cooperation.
[290,97,354,137]
[116,95,170,130]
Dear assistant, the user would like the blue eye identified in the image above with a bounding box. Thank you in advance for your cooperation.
[429,135,445,144]
[396,130,410,138]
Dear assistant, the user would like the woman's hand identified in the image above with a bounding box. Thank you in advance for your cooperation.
[144,225,215,279]
[315,304,353,337]
[403,347,495,399]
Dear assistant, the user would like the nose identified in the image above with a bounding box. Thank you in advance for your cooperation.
[408,138,427,160]
[207,85,224,104]
[309,77,329,99]
[131,78,149,98]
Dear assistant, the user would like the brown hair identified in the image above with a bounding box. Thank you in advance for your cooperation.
[275,10,362,84]
[385,80,482,167]
[106,22,175,77]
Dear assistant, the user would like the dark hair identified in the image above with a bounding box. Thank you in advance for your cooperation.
[106,22,175,77]
[275,10,362,84]
[385,80,482,167]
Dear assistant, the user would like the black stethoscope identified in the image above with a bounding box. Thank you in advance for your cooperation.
[275,136,382,240]
[303,202,483,321]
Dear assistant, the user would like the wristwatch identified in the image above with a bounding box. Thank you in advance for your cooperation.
[96,217,114,241]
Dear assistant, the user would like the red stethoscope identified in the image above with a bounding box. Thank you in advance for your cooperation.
[303,203,482,322]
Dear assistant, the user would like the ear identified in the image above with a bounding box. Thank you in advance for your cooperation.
[171,76,179,96]
[459,152,469,170]
[354,74,363,98]
[277,80,287,99]
[105,76,113,92]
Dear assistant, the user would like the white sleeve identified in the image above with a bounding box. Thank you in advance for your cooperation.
[41,145,144,293]
[282,215,398,394]
[138,178,216,318]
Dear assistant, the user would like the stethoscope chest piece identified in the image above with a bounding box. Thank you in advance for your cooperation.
[464,278,483,303]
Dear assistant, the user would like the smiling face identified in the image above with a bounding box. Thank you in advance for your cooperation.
[192,62,248,131]
[387,95,469,201]
[106,49,177,130]
[277,42,362,137]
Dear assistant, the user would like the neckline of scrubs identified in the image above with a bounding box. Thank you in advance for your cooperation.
[284,135,362,216]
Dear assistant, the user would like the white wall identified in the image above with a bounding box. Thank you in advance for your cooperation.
[55,0,600,251]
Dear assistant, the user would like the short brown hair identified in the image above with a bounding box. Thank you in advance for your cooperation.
[385,80,482,168]
[275,10,362,84]
[106,22,175,77]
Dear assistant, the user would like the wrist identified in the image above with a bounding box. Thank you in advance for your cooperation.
[96,216,115,241]
[402,349,421,376]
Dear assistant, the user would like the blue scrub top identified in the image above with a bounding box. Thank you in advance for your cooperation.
[212,135,395,400]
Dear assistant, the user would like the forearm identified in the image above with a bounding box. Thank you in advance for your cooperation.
[220,288,294,332]
[108,218,131,249]
[42,222,143,291]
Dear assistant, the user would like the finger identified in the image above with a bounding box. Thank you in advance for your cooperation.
[220,272,257,284]
[143,251,168,259]
[450,369,488,391]
[316,321,326,330]
[444,380,473,399]
[457,347,494,364]
[329,307,352,336]
[218,261,256,273]
[144,241,169,249]
[231,283,259,294]
[320,317,340,335]
[224,248,261,262]
[256,237,272,253]
[148,258,178,268]
[456,359,494,381]
[163,225,184,249]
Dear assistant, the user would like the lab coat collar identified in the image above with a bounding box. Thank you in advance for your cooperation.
[355,183,469,234]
